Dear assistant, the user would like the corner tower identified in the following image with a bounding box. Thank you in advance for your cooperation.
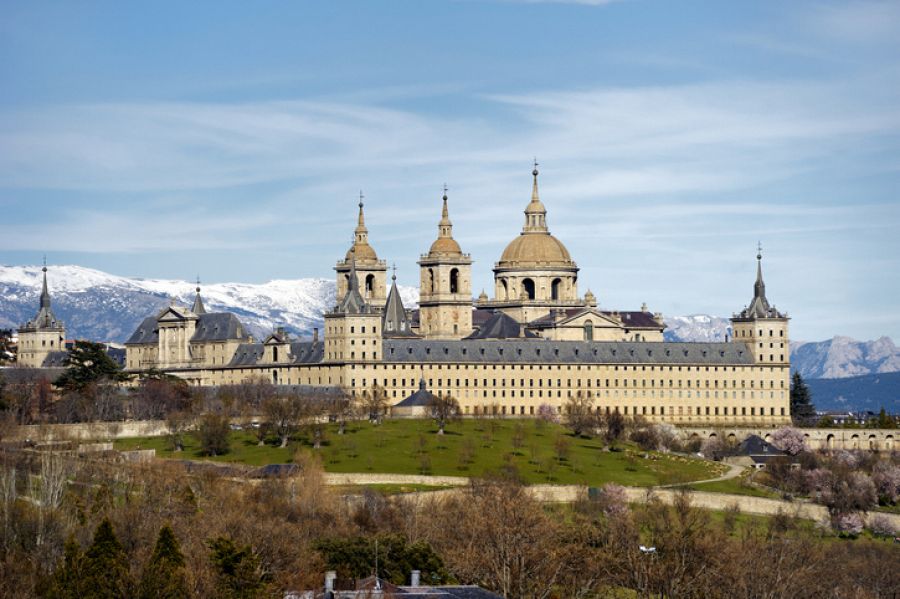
[17,261,67,368]
[731,246,790,365]
[417,188,473,339]
[335,193,387,309]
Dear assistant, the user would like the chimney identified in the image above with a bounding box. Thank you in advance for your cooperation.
[519,323,526,338]
[276,326,285,338]
[313,328,319,343]
[410,570,421,587]
[325,570,336,592]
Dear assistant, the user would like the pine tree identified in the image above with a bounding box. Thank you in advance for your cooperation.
[208,536,265,598]
[55,340,130,392]
[790,371,816,426]
[81,518,131,598]
[138,525,188,599]
[48,536,86,599]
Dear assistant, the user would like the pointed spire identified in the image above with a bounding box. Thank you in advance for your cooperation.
[348,249,359,292]
[40,257,51,309]
[383,265,412,336]
[438,184,452,236]
[523,159,548,233]
[336,247,368,314]
[191,275,207,314]
[741,243,783,319]
[427,185,462,256]
[356,190,367,233]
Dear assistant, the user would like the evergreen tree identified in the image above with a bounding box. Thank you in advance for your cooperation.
[55,341,130,392]
[81,518,131,598]
[789,371,816,426]
[208,536,266,598]
[48,536,87,599]
[876,407,893,428]
[138,525,188,599]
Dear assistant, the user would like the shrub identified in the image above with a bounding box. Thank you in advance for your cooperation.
[770,427,806,456]
[197,413,231,456]
[867,513,898,538]
[872,462,900,505]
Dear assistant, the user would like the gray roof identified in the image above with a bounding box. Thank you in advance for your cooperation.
[191,289,206,315]
[384,339,752,365]
[228,341,324,366]
[125,312,248,345]
[394,379,437,407]
[335,254,370,315]
[21,267,65,331]
[736,254,785,320]
[41,351,69,368]
[466,311,537,340]
[383,278,417,337]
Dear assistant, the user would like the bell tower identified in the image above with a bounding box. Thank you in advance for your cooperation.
[335,192,387,309]
[417,187,473,339]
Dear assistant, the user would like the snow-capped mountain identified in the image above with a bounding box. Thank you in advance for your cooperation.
[664,314,733,343]
[664,315,900,380]
[789,336,900,380]
[2,265,898,382]
[0,265,417,342]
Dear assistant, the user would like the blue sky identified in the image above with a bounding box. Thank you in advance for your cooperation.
[1,0,899,342]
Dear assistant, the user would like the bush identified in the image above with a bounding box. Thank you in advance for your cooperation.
[630,426,660,451]
[867,513,898,538]
[832,512,864,537]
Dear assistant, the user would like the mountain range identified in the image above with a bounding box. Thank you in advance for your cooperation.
[3,265,900,405]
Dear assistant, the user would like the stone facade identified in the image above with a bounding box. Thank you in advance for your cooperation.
[119,168,793,426]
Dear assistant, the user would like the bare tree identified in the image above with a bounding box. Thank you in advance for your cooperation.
[428,394,460,434]
[262,391,305,447]
[358,384,388,425]
[564,391,598,437]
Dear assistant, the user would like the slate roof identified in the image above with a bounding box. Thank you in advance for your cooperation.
[383,279,418,337]
[394,379,437,407]
[529,308,663,329]
[384,339,752,365]
[228,341,324,366]
[40,350,70,368]
[466,311,537,340]
[736,434,785,457]
[125,312,249,345]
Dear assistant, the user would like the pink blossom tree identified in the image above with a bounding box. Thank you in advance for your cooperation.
[833,512,864,537]
[770,427,806,456]
[596,483,629,519]
[537,403,558,424]
[872,462,900,505]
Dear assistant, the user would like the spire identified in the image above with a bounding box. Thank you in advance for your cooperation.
[438,184,452,237]
[355,191,368,237]
[191,276,207,315]
[427,185,463,256]
[523,159,548,234]
[23,258,64,331]
[741,243,783,319]
[382,265,413,336]
[40,257,51,310]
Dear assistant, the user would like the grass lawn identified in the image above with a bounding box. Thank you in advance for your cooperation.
[114,418,725,487]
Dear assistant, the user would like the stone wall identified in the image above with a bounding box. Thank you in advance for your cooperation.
[7,420,169,443]
[679,426,898,452]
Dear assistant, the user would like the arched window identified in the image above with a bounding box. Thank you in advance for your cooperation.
[584,320,593,341]
[450,268,459,294]
[428,268,435,293]
[365,274,375,297]
[551,278,562,300]
[273,346,279,361]
[523,278,536,300]
[500,278,508,300]
[272,370,278,384]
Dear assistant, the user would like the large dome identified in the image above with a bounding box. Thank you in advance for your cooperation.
[498,233,574,267]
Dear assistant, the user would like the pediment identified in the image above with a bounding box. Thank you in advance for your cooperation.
[157,305,197,322]
[559,308,621,328]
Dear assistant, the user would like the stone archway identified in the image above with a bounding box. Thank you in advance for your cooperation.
[851,434,860,450]
[826,434,835,450]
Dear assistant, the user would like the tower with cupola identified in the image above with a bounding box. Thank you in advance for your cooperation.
[334,194,387,309]
[417,188,473,339]
[17,262,67,368]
